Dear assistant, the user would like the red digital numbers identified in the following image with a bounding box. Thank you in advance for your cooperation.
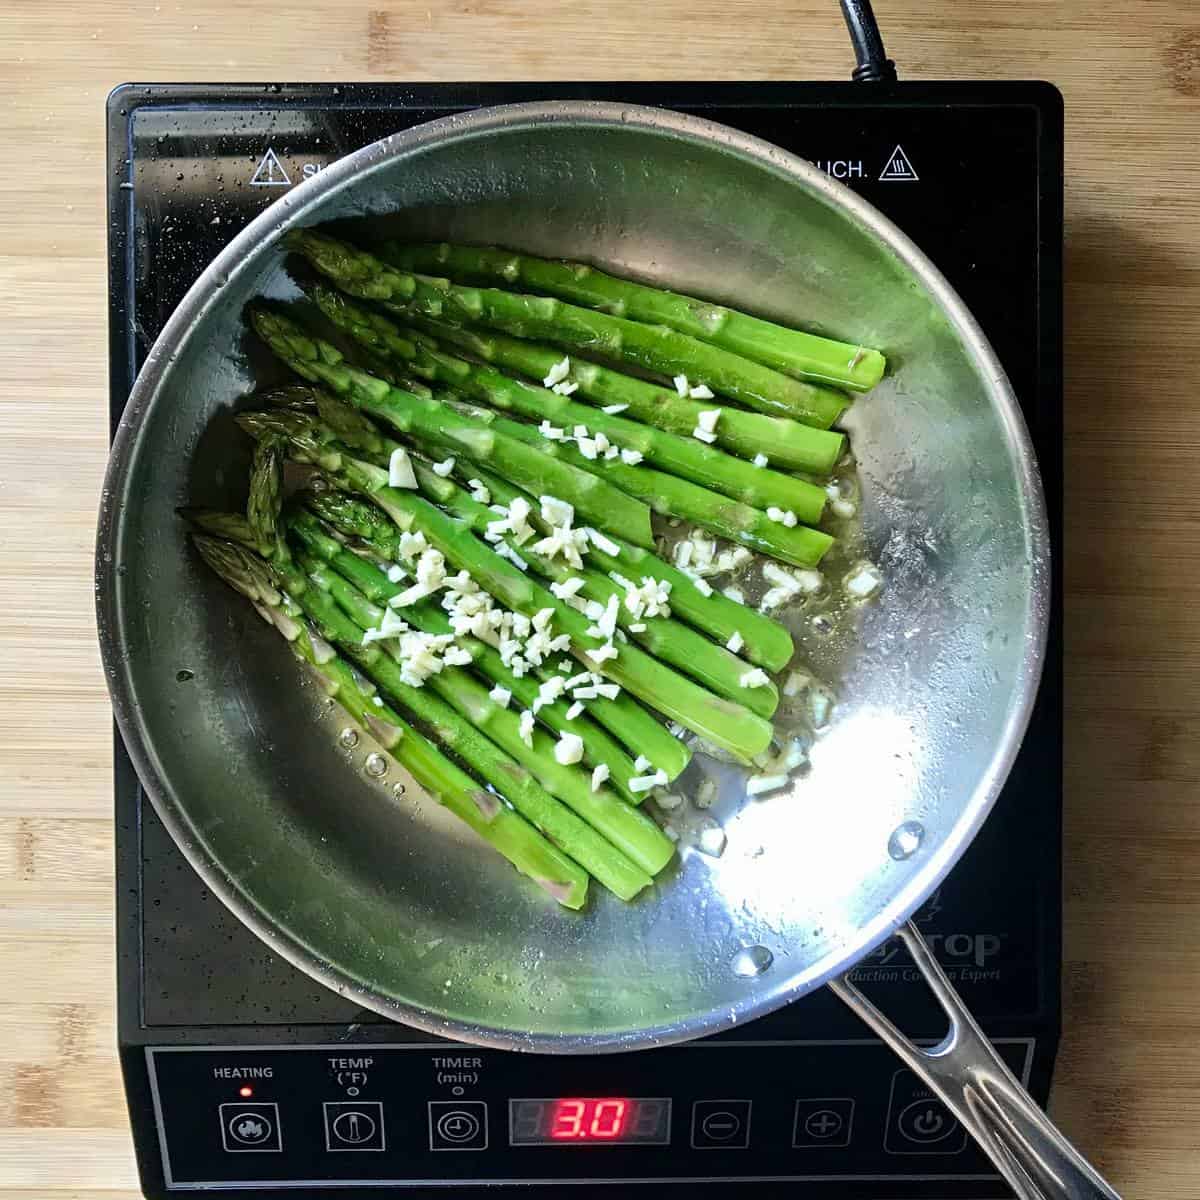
[550,1098,629,1140]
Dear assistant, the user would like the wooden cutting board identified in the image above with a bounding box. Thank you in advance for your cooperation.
[2,1,1199,1195]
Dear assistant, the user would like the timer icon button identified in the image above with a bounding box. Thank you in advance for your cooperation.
[691,1100,751,1149]
[429,1100,489,1151]
[219,1102,282,1152]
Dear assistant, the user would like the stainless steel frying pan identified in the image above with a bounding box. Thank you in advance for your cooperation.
[96,103,1115,1198]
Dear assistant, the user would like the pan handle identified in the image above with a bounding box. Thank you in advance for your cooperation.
[829,922,1121,1200]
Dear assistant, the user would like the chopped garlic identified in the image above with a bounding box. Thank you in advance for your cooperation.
[432,457,456,477]
[723,586,745,604]
[550,577,586,602]
[697,820,726,857]
[551,380,578,396]
[752,453,769,468]
[467,478,491,505]
[443,646,473,667]
[656,792,683,811]
[566,701,584,720]
[726,630,745,653]
[388,447,417,488]
[601,403,628,414]
[585,642,618,665]
[696,408,721,433]
[518,710,535,747]
[634,755,651,772]
[629,622,646,632]
[584,527,620,556]
[494,541,528,571]
[746,773,790,797]
[620,448,643,466]
[593,432,610,454]
[539,420,566,440]
[576,436,598,460]
[604,444,620,460]
[673,374,690,397]
[689,383,715,400]
[766,506,798,527]
[386,564,406,583]
[696,778,717,809]
[591,763,610,792]
[594,682,620,700]
[693,578,713,596]
[832,497,858,519]
[543,356,571,388]
[844,561,883,600]
[554,732,584,765]
[740,667,771,689]
[540,495,574,528]
[692,426,717,444]
[629,768,668,794]
[398,531,428,560]
[489,685,512,708]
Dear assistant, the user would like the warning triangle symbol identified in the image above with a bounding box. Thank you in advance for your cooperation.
[249,147,291,187]
[878,145,918,182]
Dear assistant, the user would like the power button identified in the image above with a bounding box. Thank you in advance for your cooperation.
[883,1071,968,1155]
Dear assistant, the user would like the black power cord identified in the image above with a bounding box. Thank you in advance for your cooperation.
[839,0,899,82]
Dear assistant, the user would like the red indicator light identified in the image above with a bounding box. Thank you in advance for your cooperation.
[238,1086,254,1098]
[550,1098,628,1140]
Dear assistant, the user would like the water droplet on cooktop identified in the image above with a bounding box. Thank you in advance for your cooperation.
[731,945,773,978]
[338,727,359,749]
[391,782,407,798]
[888,820,925,860]
[175,668,194,682]
[364,753,387,778]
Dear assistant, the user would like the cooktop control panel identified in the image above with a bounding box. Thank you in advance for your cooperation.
[148,1041,1034,1189]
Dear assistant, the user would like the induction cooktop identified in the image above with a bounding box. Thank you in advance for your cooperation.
[108,80,1063,1198]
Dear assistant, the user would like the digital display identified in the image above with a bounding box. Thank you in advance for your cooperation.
[508,1097,671,1146]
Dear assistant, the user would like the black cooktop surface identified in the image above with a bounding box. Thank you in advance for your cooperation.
[110,81,1062,1199]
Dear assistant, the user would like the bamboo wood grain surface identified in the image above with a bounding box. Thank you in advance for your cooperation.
[2,0,1199,1194]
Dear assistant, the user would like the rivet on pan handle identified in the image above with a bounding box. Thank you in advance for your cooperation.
[829,922,1121,1200]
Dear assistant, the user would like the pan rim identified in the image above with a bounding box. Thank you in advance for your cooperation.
[96,99,1050,1053]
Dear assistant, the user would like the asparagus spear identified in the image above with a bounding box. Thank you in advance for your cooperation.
[408,462,780,720]
[252,536,654,900]
[246,435,286,559]
[444,397,834,569]
[397,315,844,475]
[310,284,828,514]
[288,509,646,805]
[383,241,886,392]
[471,466,795,674]
[252,424,771,762]
[191,534,589,908]
[294,547,673,878]
[302,490,691,779]
[250,307,654,548]
[286,229,846,428]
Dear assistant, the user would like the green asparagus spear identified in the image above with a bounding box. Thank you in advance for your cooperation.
[302,490,691,779]
[250,307,654,548]
[471,466,795,674]
[383,241,886,392]
[256,539,654,900]
[309,285,828,515]
[191,534,589,909]
[443,397,834,568]
[285,229,846,427]
[246,435,286,559]
[408,461,779,720]
[288,509,645,806]
[294,548,673,878]
[396,315,845,475]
